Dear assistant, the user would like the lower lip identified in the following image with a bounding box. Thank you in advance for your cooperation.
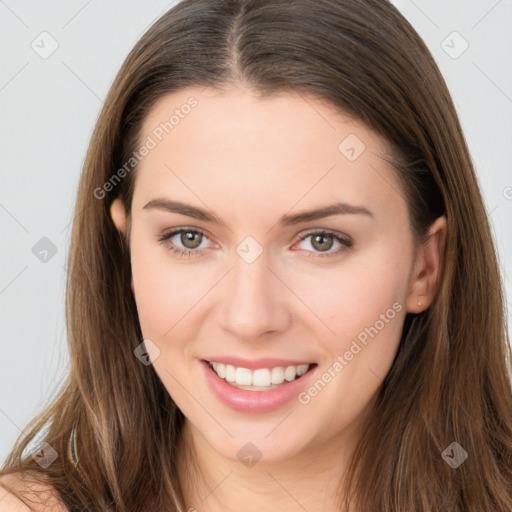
[200,360,318,414]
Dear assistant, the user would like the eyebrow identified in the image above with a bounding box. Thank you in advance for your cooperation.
[142,198,374,227]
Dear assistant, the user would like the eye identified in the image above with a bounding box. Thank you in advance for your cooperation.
[157,227,353,259]
[294,230,353,257]
[157,228,212,258]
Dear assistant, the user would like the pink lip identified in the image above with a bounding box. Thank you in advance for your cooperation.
[200,359,318,414]
[201,356,314,370]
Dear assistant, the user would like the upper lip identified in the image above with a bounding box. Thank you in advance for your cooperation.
[202,357,315,370]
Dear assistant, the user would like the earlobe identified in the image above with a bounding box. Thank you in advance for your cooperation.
[405,215,447,313]
[110,198,127,234]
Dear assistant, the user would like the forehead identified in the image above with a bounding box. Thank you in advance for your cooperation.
[133,85,406,225]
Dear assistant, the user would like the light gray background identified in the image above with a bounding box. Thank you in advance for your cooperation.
[1,1,511,462]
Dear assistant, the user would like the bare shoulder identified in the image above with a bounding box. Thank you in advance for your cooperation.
[0,472,69,512]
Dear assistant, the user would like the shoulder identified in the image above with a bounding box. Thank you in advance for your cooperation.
[0,472,69,512]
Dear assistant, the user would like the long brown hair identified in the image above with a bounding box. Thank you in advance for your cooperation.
[2,0,511,510]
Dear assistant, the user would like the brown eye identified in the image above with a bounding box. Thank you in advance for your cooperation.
[296,230,353,257]
[181,231,203,249]
[310,233,334,252]
[157,228,211,258]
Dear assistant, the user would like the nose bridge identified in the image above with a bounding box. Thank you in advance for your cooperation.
[219,249,290,338]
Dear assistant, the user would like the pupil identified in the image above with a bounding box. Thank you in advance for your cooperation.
[181,231,202,249]
[312,234,333,251]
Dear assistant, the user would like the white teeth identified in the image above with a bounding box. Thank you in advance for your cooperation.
[270,366,285,384]
[225,364,236,383]
[284,366,297,382]
[215,362,226,378]
[253,368,271,387]
[296,364,309,376]
[209,362,311,388]
[235,367,253,386]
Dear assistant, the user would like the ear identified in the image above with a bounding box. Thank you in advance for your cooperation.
[405,215,447,313]
[110,197,127,234]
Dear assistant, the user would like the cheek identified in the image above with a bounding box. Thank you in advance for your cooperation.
[291,249,409,432]
[288,242,410,342]
[129,234,210,339]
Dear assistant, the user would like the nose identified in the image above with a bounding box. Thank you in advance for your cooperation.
[219,252,292,340]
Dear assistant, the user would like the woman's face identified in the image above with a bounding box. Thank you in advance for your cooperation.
[111,85,444,464]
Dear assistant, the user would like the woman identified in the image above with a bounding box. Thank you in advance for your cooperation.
[1,0,511,510]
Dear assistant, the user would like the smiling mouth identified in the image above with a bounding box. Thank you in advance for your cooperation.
[205,360,317,391]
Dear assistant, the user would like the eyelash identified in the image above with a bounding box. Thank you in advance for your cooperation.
[157,228,353,259]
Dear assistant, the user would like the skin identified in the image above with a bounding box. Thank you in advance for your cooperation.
[110,84,446,512]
